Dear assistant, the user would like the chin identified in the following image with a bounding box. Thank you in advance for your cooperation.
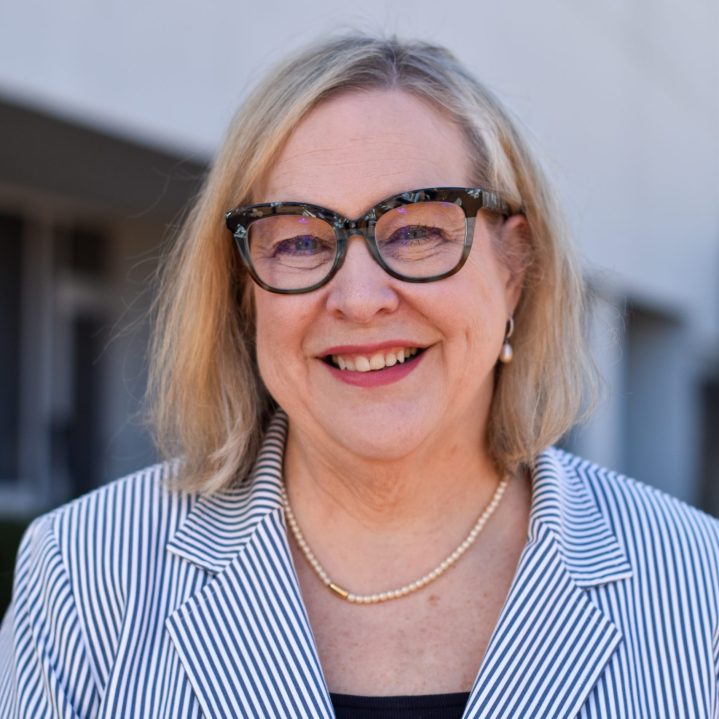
[318,407,436,463]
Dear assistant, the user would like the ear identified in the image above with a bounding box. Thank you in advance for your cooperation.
[497,214,531,314]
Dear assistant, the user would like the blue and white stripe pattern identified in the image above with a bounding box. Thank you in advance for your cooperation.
[1,410,719,717]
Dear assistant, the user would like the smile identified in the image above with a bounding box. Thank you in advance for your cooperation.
[327,347,422,372]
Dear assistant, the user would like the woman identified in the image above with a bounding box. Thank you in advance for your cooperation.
[2,34,718,719]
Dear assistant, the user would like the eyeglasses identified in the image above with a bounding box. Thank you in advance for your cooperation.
[224,187,514,294]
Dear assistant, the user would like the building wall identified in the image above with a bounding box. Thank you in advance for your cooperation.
[1,0,717,513]
[0,188,167,513]
[0,102,205,516]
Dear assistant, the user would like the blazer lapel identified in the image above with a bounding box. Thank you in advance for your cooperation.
[463,450,634,719]
[165,413,633,719]
[165,413,333,718]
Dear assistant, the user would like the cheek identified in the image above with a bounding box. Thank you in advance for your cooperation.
[253,294,288,391]
[253,291,314,385]
[465,247,514,315]
[448,275,508,362]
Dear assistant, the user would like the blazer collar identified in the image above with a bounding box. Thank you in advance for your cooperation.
[528,447,633,586]
[464,448,633,718]
[166,411,288,573]
[168,416,632,586]
[465,519,626,718]
[166,410,334,718]
[166,413,633,718]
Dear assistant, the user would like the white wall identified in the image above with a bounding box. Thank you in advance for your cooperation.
[2,0,718,495]
[2,0,717,337]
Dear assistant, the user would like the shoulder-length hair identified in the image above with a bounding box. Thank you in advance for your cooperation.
[148,33,597,493]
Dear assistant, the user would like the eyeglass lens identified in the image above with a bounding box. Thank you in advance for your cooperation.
[247,201,467,291]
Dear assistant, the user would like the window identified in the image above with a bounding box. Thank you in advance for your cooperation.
[0,213,23,479]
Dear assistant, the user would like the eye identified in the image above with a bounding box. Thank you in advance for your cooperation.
[272,235,332,256]
[383,225,448,247]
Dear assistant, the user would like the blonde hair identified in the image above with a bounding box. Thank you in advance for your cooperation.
[148,33,597,493]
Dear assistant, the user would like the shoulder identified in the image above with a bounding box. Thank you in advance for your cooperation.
[554,448,719,535]
[26,460,189,544]
[549,447,719,577]
[17,461,198,606]
[1,464,206,713]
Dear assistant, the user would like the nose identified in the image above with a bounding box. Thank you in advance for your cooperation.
[325,233,400,322]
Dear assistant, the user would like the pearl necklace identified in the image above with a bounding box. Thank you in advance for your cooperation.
[282,476,508,604]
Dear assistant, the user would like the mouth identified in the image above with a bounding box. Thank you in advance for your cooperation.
[323,346,425,372]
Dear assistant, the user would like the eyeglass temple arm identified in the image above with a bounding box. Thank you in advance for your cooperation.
[480,190,515,217]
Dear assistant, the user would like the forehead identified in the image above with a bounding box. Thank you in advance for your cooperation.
[258,89,472,217]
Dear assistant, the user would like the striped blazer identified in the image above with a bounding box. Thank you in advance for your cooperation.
[2,411,719,718]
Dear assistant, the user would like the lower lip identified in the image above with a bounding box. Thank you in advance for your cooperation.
[324,351,425,387]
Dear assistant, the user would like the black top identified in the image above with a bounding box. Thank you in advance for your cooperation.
[330,692,470,719]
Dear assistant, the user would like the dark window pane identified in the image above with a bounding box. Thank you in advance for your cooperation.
[700,379,719,514]
[55,225,108,277]
[0,213,23,478]
[69,315,105,495]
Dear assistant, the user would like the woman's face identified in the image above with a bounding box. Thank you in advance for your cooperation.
[253,89,524,462]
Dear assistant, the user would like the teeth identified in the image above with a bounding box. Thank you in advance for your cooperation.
[369,353,385,370]
[329,346,422,372]
[355,356,371,372]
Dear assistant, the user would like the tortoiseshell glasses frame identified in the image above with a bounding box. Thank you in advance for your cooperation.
[224,187,515,294]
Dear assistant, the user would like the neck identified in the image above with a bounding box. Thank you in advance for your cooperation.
[282,420,510,596]
[283,421,502,536]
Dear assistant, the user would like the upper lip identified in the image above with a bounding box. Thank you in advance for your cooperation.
[319,340,428,356]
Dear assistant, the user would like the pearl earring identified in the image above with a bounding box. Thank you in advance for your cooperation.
[499,317,514,364]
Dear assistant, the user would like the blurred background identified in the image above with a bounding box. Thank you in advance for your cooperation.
[0,0,717,611]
